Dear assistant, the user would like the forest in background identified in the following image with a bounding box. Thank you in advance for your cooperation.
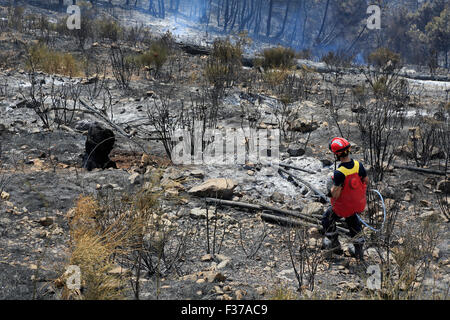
[29,0,447,70]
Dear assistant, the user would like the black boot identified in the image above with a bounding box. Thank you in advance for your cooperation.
[322,232,343,255]
[350,242,364,261]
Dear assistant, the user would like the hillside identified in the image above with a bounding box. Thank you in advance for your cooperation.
[0,0,449,301]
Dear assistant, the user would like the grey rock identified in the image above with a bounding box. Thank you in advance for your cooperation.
[270,191,285,203]
[128,172,142,185]
[188,178,237,199]
[287,144,305,157]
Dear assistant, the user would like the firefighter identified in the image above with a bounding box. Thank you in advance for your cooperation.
[322,137,369,260]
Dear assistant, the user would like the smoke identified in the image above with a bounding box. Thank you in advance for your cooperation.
[143,0,373,62]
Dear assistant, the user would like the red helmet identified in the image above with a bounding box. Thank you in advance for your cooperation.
[329,137,351,155]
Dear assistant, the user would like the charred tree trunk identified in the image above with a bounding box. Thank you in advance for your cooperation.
[266,0,274,37]
[289,1,302,46]
[275,0,291,40]
[316,0,330,45]
[253,0,262,36]
[301,0,309,47]
[148,0,155,15]
[228,0,239,32]
[239,0,254,31]
[223,0,230,32]
[159,0,165,18]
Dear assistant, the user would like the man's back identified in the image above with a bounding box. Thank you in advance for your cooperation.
[333,159,367,187]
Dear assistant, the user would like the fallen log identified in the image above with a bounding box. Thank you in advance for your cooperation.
[177,43,253,67]
[205,198,348,232]
[205,198,317,223]
[278,169,308,194]
[260,212,349,234]
[205,198,261,211]
[178,43,211,56]
[394,165,449,176]
[264,209,349,233]
[260,203,321,224]
[205,197,321,218]
[277,167,328,203]
[261,212,317,229]
[279,163,316,174]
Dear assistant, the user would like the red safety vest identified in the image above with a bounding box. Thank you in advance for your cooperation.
[331,160,367,218]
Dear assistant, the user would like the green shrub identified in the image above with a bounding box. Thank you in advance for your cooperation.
[96,18,123,42]
[372,76,389,96]
[26,43,81,77]
[205,38,242,87]
[211,38,243,65]
[262,46,296,69]
[138,41,169,74]
[367,47,402,70]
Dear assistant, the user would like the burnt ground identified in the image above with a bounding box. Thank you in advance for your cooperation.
[0,1,449,301]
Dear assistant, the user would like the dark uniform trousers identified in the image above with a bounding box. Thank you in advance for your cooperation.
[321,206,363,243]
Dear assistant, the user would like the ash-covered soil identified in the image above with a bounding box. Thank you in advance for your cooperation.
[0,1,449,301]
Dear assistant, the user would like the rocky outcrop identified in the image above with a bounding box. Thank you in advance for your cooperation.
[287,117,319,133]
[287,144,306,157]
[188,178,237,199]
[302,202,324,216]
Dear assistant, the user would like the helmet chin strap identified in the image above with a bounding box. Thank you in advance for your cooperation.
[334,149,349,170]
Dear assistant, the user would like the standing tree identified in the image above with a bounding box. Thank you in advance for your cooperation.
[425,7,450,68]
[266,0,273,37]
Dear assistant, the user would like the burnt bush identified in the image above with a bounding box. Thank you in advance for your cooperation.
[109,46,139,90]
[205,38,243,88]
[321,49,355,69]
[356,98,408,183]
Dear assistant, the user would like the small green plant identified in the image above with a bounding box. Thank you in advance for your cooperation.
[204,62,230,85]
[211,38,243,65]
[372,76,389,96]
